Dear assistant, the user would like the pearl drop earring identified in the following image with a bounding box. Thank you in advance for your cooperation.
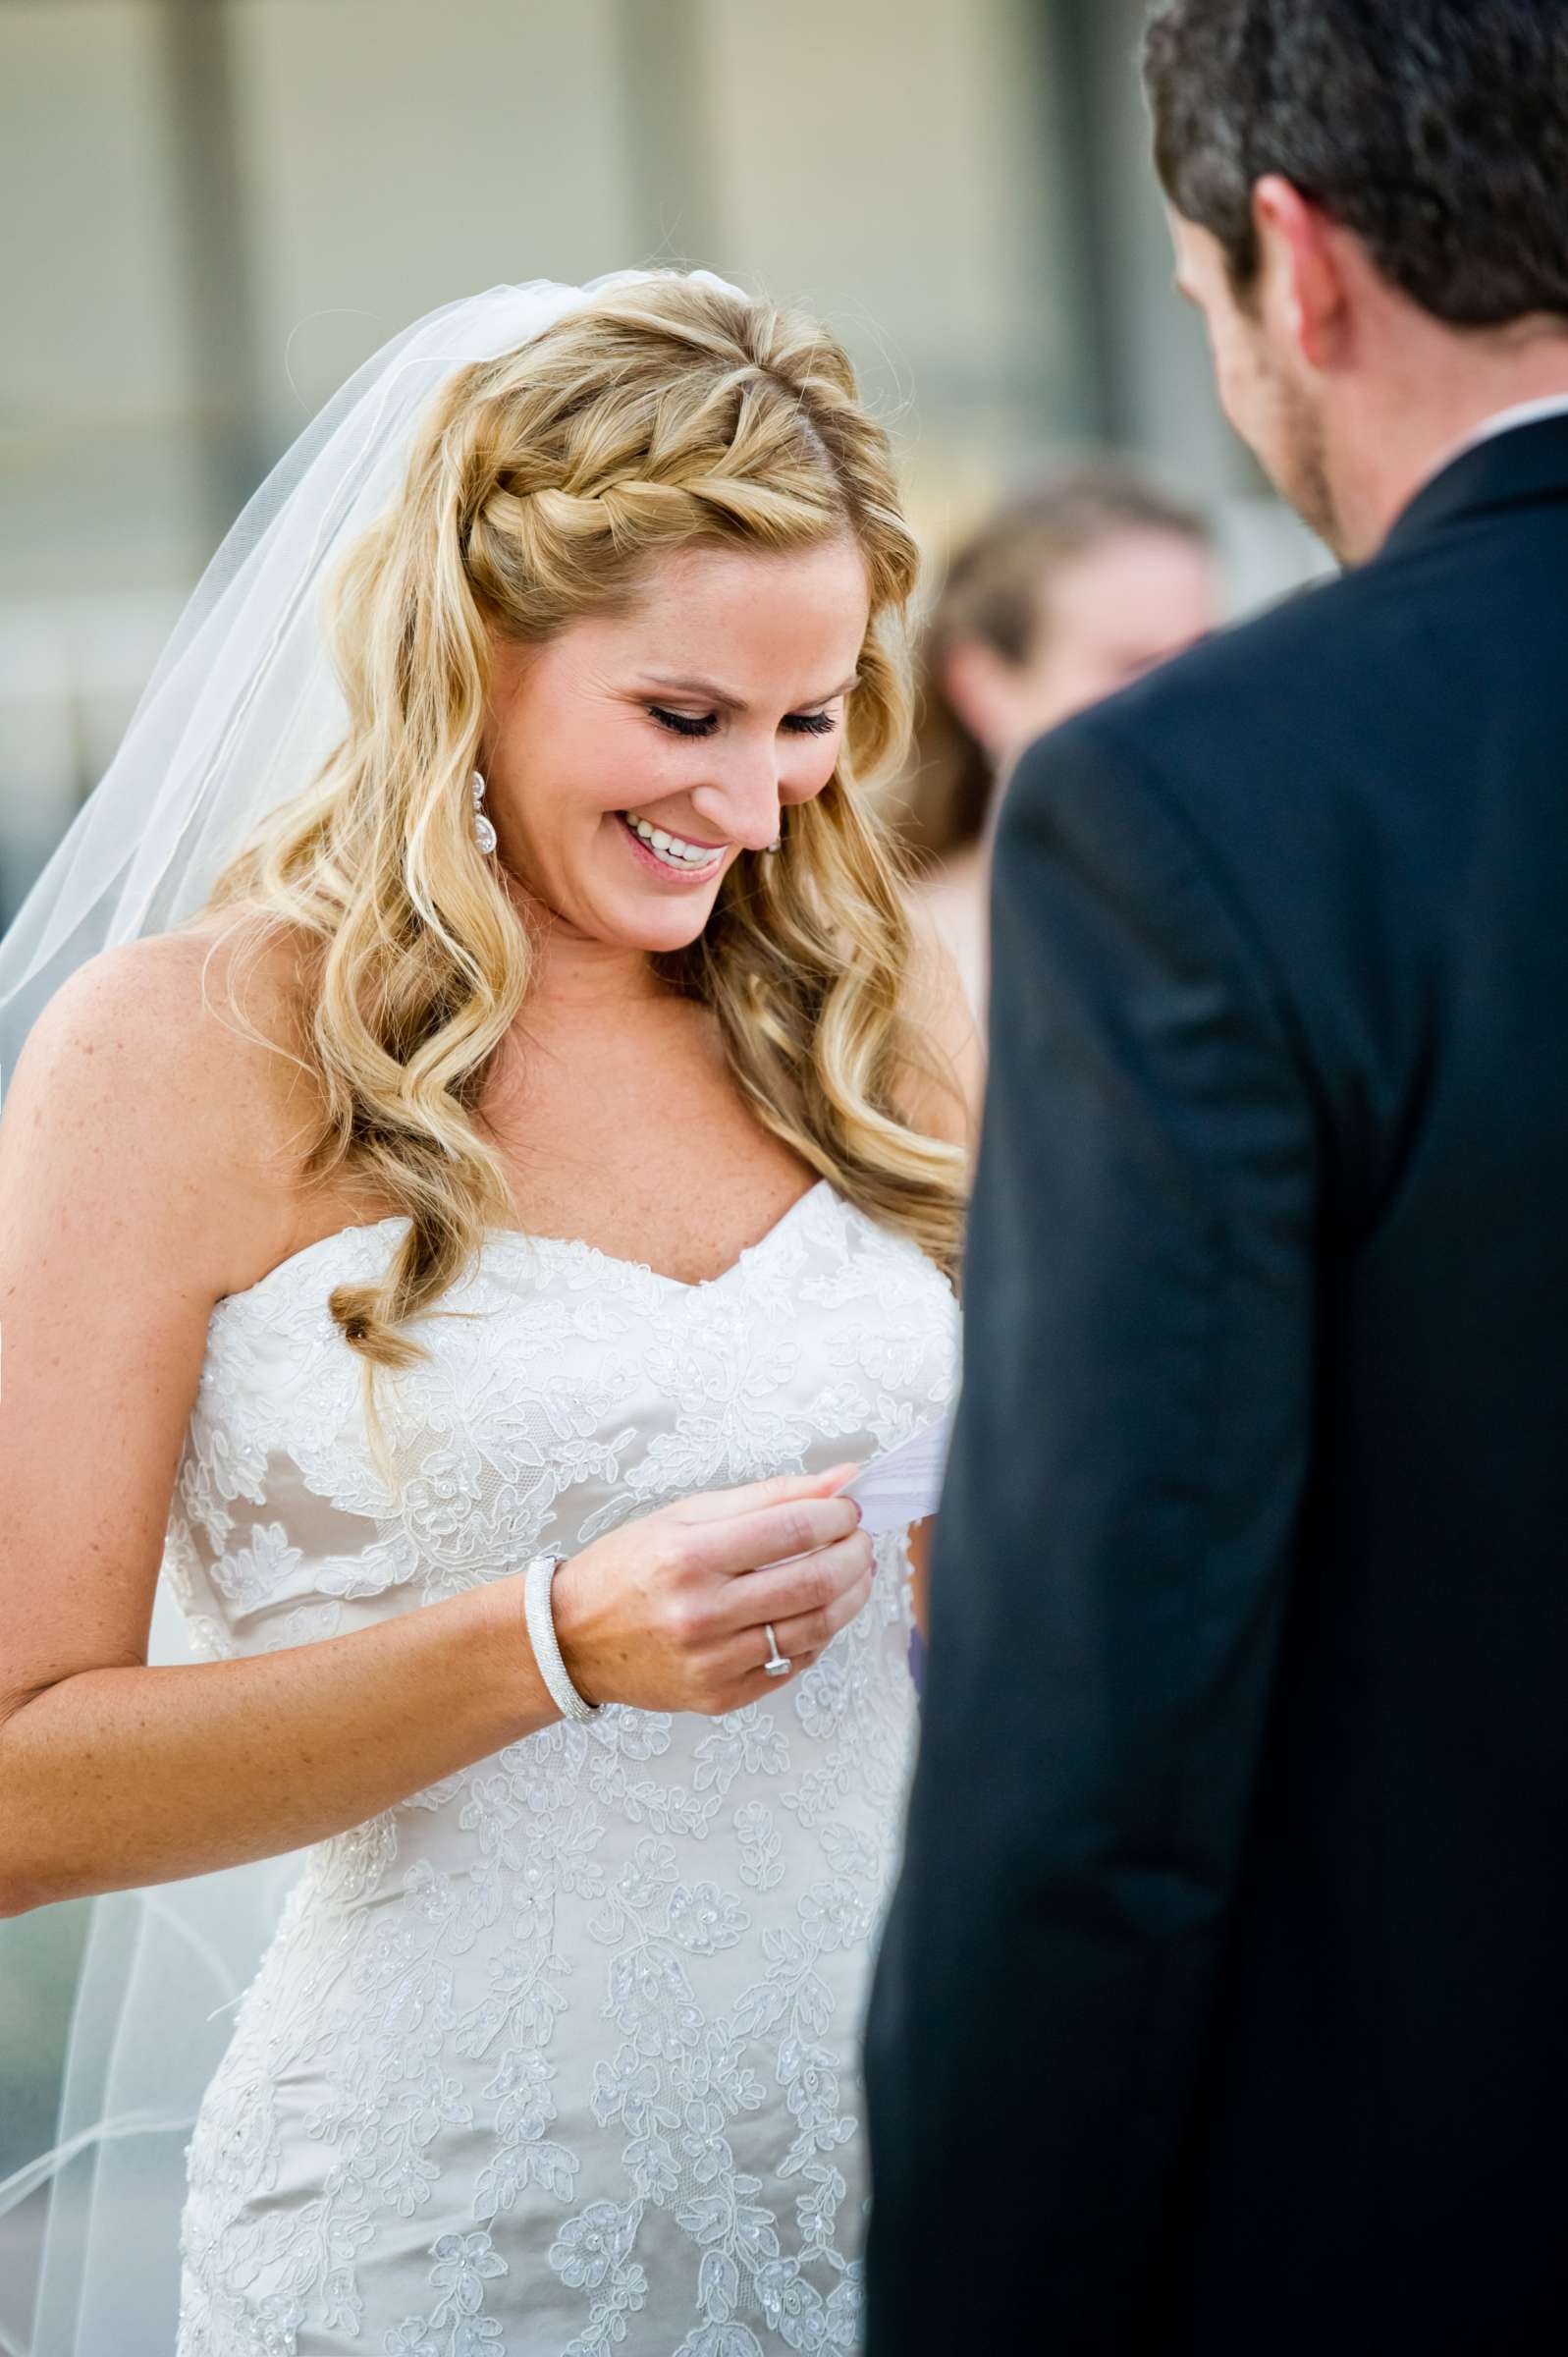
[471,770,497,855]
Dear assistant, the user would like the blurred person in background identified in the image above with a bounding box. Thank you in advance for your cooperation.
[898,466,1217,1051]
[894,481,1216,1701]
[867,0,1568,2348]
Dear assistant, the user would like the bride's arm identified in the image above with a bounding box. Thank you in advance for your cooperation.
[0,938,872,1915]
[0,937,571,1915]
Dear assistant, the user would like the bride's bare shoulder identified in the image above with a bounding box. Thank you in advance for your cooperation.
[61,903,317,1106]
[2,903,329,1296]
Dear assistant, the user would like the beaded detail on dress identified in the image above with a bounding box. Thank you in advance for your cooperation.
[166,1178,960,2356]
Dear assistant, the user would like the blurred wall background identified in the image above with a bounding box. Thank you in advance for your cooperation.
[0,0,1325,930]
[0,0,1326,2327]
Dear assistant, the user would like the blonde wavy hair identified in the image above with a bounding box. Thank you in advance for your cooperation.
[189,272,965,1483]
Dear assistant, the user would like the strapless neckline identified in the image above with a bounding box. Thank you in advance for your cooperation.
[217,1174,838,1311]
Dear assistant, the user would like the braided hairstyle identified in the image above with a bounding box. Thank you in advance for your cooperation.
[194,273,961,1487]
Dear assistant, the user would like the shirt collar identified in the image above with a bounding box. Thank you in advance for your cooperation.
[1380,402,1568,562]
[1423,395,1568,489]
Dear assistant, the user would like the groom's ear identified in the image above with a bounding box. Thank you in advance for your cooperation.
[1251,175,1354,375]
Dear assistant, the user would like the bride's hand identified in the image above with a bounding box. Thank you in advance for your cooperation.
[546,1463,873,1717]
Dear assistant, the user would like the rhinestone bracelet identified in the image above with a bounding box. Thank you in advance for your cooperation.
[522,1552,601,1723]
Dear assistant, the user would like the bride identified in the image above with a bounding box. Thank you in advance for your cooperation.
[0,270,974,2353]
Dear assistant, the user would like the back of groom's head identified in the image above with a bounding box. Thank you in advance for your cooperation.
[1144,0,1568,328]
[1143,0,1568,562]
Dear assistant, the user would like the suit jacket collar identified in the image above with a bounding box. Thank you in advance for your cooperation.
[1379,411,1568,562]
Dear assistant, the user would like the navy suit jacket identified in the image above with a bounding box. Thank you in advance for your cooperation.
[863,417,1568,2354]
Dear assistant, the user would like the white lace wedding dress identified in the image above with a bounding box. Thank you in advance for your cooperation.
[162,1176,959,2356]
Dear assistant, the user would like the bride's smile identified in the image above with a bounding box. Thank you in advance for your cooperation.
[476,533,870,971]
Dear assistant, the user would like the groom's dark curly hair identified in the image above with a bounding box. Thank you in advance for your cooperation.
[1143,0,1568,325]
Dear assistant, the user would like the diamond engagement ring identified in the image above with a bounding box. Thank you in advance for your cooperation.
[762,1623,791,1677]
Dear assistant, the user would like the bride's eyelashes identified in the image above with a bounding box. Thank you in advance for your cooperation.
[647,705,839,740]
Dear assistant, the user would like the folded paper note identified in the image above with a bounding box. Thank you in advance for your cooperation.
[827,1407,954,1536]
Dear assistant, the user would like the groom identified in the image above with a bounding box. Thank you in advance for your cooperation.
[864,3,1568,2349]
